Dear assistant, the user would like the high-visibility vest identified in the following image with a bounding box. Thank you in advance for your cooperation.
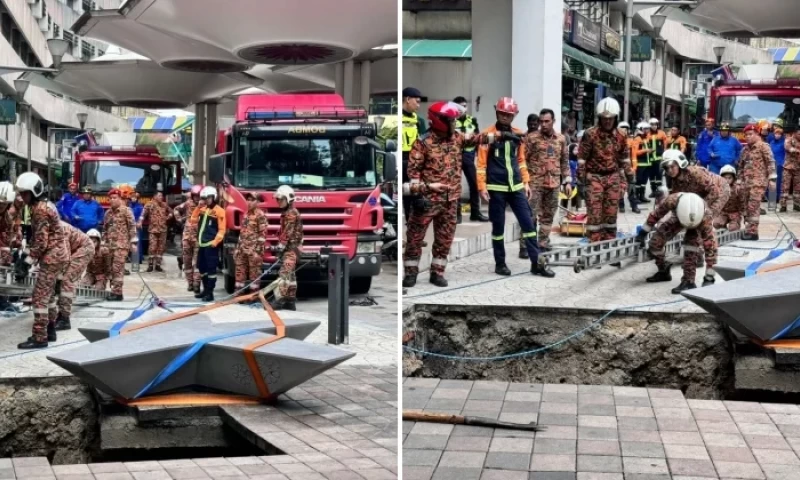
[455,116,476,152]
[402,113,419,153]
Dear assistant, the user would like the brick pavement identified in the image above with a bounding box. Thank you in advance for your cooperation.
[403,378,800,480]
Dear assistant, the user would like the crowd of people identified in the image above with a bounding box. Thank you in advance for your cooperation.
[401,87,788,296]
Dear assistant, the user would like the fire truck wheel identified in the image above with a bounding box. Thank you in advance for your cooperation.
[224,273,235,294]
[350,277,372,295]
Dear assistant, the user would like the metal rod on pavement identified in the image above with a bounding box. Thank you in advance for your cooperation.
[403,410,544,432]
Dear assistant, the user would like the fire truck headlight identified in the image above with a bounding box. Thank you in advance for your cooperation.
[357,242,378,253]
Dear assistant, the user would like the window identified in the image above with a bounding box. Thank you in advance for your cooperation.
[716,95,800,129]
[80,161,164,194]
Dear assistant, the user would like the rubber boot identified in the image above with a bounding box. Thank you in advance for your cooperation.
[531,262,556,278]
[495,264,511,276]
[54,314,71,331]
[47,322,57,342]
[429,273,448,288]
[646,263,672,283]
[629,192,641,214]
[519,248,529,259]
[194,281,205,298]
[671,281,697,294]
[202,277,215,302]
[701,274,715,287]
[402,275,417,288]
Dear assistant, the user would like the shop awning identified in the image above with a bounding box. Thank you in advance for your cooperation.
[128,116,194,132]
[768,47,800,64]
[402,39,641,86]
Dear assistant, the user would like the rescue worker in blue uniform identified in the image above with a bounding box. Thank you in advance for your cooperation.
[70,187,104,233]
[707,123,743,174]
[696,119,718,169]
[56,183,79,222]
[477,97,555,279]
[190,186,226,302]
[768,119,787,200]
[453,96,488,223]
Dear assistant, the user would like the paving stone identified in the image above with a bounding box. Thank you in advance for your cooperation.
[424,399,467,412]
[656,418,699,432]
[304,462,347,474]
[539,414,578,427]
[492,428,535,439]
[528,473,576,480]
[537,426,578,440]
[462,400,501,413]
[501,401,540,413]
[124,463,164,473]
[410,423,454,436]
[621,442,666,458]
[760,463,796,480]
[451,425,494,437]
[468,389,506,401]
[738,423,782,437]
[615,407,654,418]
[52,467,91,476]
[575,474,622,480]
[612,387,648,398]
[94,474,134,480]
[575,456,621,473]
[577,440,620,457]
[577,428,618,441]
[707,446,757,463]
[577,386,612,395]
[577,405,615,416]
[14,468,53,479]
[227,457,266,466]
[544,385,578,394]
[730,411,773,425]
[402,450,442,467]
[687,399,727,411]
[724,402,766,413]
[200,466,245,477]
[473,381,509,391]
[498,412,539,424]
[533,439,576,455]
[492,437,533,454]
[505,392,542,403]
[612,396,650,408]
[56,475,97,480]
[13,460,49,469]
[751,448,800,465]
[619,430,661,443]
[404,435,450,450]
[445,436,492,452]
[484,453,530,471]
[529,454,576,472]
[479,470,528,480]
[744,434,791,450]
[768,414,800,426]
[616,417,658,432]
[507,384,543,393]
[131,471,171,480]
[654,408,693,419]
[761,404,800,415]
[401,467,434,480]
[542,393,578,404]
[697,420,740,434]
[431,467,481,480]
[164,467,210,479]
[438,452,487,469]
[578,396,613,407]
[713,461,765,479]
[646,388,684,399]
[663,443,710,460]
[621,458,669,475]
[666,458,717,477]
[192,459,232,468]
[405,378,441,389]
[702,432,748,448]
[692,409,734,422]
[541,403,578,415]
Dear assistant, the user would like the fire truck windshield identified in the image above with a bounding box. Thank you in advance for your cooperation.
[234,137,376,190]
[716,94,800,128]
[80,161,163,194]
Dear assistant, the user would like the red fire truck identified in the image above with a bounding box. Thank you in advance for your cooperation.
[209,93,397,294]
[708,64,800,141]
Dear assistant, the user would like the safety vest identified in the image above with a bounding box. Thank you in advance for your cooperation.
[485,139,525,193]
[646,135,665,166]
[198,206,223,247]
[455,116,476,152]
[402,112,419,153]
[22,205,30,225]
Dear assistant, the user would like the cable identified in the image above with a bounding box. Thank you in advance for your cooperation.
[403,299,688,362]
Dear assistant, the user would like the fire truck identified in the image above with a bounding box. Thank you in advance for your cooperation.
[708,64,800,141]
[209,94,397,295]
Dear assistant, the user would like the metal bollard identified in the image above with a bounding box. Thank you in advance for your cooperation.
[327,253,349,345]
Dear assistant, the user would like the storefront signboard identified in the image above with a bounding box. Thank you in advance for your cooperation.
[569,11,601,55]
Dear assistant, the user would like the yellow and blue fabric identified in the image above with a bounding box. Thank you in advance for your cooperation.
[769,47,800,64]
[129,116,194,132]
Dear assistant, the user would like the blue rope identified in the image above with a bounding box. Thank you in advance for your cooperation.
[108,298,158,337]
[133,328,258,399]
[403,299,688,362]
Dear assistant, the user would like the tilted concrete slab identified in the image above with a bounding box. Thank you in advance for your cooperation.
[47,314,355,400]
[681,268,800,341]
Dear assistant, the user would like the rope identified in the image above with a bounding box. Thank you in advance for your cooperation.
[403,299,688,362]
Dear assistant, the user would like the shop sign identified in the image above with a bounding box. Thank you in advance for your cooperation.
[0,99,16,125]
[569,11,601,55]
[601,24,621,58]
[629,35,653,62]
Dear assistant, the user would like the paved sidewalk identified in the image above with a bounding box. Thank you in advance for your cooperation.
[404,377,800,480]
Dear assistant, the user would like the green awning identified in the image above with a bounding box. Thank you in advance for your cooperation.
[402,39,641,86]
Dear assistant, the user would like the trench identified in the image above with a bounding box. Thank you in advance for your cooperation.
[0,377,280,465]
[403,304,800,402]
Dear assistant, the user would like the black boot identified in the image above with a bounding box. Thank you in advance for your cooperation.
[146,264,154,273]
[429,274,448,287]
[457,204,463,225]
[780,206,788,213]
[54,315,71,331]
[155,265,164,272]
[519,248,529,259]
[470,212,489,222]
[760,208,767,215]
[495,264,511,276]
[270,298,296,311]
[646,264,672,283]
[619,199,625,213]
[794,204,800,212]
[671,281,697,294]
[202,277,215,302]
[187,284,195,292]
[402,275,417,288]
[531,263,555,278]
[702,274,715,287]
[46,322,57,342]
[742,233,760,241]
[106,293,124,301]
[18,338,48,349]
[124,269,131,276]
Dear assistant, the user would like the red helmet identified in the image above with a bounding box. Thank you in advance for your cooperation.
[108,188,121,198]
[743,124,758,134]
[427,101,464,134]
[190,185,204,196]
[495,97,519,115]
[68,182,77,189]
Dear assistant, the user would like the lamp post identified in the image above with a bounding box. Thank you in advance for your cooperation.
[46,38,70,69]
[651,13,668,126]
[713,45,726,65]
[13,79,30,177]
[679,45,726,132]
[77,112,88,130]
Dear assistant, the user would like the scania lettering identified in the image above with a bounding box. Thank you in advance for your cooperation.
[210,93,397,295]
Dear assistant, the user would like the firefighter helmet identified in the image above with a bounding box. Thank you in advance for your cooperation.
[676,193,706,229]
[661,149,689,170]
[16,172,45,198]
[200,186,217,200]
[596,98,621,118]
[0,182,14,204]
[720,165,737,178]
[427,101,464,133]
[495,97,519,116]
[274,185,296,203]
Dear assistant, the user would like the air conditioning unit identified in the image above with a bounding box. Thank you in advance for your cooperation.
[26,0,37,5]
[31,1,44,18]
[38,15,51,33]
[72,38,82,58]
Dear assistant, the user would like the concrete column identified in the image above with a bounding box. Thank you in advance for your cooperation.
[192,103,206,186]
[472,0,562,131]
[343,59,355,105]
[360,60,371,107]
[335,63,345,97]
[204,102,217,186]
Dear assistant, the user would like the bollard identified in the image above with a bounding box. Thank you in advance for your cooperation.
[327,253,349,345]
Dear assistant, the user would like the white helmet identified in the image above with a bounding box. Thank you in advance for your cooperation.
[0,181,15,204]
[649,118,659,125]
[199,186,217,200]
[16,172,45,198]
[274,185,296,203]
[636,122,650,131]
[720,165,737,177]
[596,98,621,118]
[618,121,630,129]
[661,149,689,170]
[676,193,706,229]
[87,229,101,239]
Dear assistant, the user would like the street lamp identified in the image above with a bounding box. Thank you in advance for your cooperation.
[46,38,70,69]
[77,112,88,130]
[713,45,726,65]
[14,79,31,175]
[651,14,669,126]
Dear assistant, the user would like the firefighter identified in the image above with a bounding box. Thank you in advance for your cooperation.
[56,183,79,223]
[478,97,555,278]
[15,172,69,349]
[577,97,635,243]
[666,126,687,154]
[102,189,138,301]
[617,121,640,214]
[83,229,111,290]
[527,114,540,135]
[139,191,170,272]
[0,182,14,266]
[636,192,717,294]
[191,187,226,302]
[707,123,742,175]
[403,101,475,288]
[782,129,800,212]
[632,122,652,203]
[739,124,777,240]
[645,118,668,198]
[453,96,488,223]
[175,185,203,292]
[70,187,103,233]
[521,108,570,256]
[714,165,746,231]
[270,186,302,311]
[235,192,268,294]
[401,87,425,226]
[54,222,95,332]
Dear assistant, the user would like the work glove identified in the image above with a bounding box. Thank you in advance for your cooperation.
[635,229,648,248]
